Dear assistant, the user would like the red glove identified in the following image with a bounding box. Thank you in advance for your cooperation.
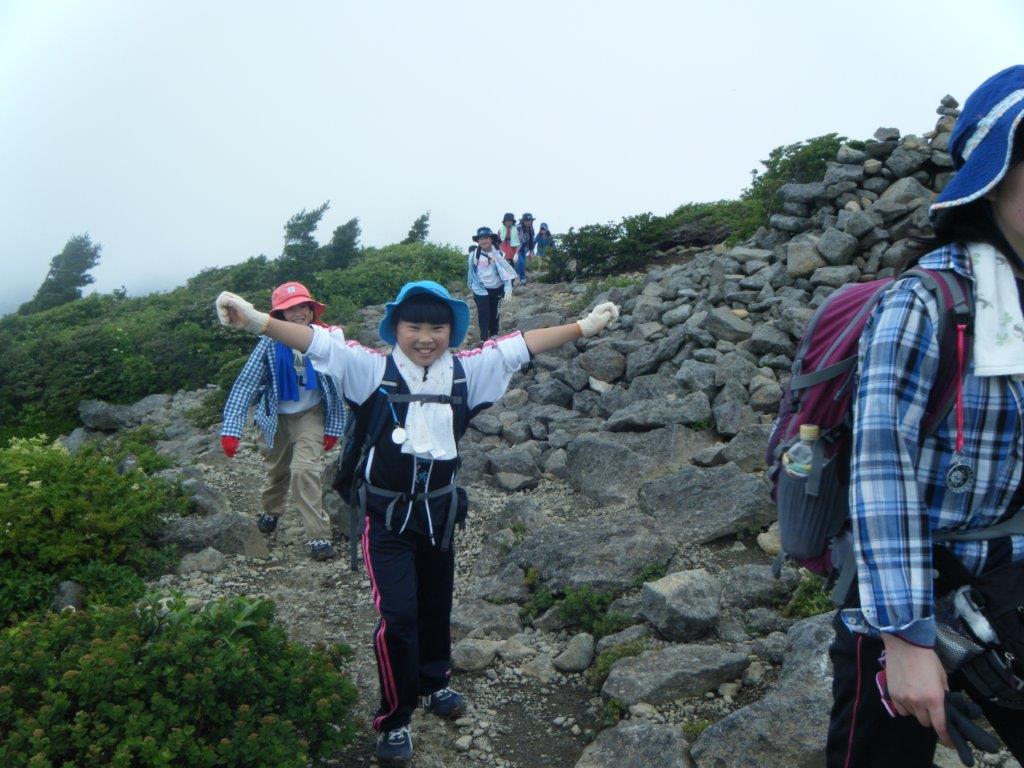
[221,435,239,458]
[323,435,338,452]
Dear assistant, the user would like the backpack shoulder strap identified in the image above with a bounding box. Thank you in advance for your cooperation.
[903,268,973,437]
[364,354,401,449]
[451,356,471,439]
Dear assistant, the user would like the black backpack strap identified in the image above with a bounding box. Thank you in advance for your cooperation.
[348,354,402,570]
[451,356,472,439]
[903,268,973,438]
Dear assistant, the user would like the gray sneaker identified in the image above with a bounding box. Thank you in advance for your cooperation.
[375,725,412,765]
[308,539,337,561]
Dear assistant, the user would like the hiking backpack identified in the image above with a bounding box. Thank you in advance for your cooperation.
[766,267,973,586]
[331,354,474,570]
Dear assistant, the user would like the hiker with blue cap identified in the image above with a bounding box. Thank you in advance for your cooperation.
[827,65,1024,767]
[515,213,537,284]
[215,281,619,765]
[535,222,555,259]
[467,226,517,341]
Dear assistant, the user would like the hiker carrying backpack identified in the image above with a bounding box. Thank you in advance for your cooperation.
[332,353,474,570]
[808,65,1024,767]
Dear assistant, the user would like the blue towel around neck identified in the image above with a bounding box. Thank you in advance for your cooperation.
[274,341,318,401]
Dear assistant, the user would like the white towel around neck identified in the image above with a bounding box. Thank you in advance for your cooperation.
[390,347,459,460]
[968,241,1024,377]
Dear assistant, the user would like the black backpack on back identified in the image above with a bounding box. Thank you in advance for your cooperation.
[331,354,472,568]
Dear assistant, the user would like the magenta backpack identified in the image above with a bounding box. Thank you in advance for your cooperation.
[766,267,972,572]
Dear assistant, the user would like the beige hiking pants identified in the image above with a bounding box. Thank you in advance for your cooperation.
[260,403,332,541]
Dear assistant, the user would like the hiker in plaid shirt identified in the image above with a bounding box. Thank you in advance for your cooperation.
[220,281,346,561]
[828,67,1024,767]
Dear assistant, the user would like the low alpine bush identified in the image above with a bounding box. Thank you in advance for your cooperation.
[0,596,358,767]
[0,436,184,625]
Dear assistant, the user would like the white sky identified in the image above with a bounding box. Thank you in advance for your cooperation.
[1,0,1022,314]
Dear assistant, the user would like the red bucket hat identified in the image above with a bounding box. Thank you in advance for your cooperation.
[270,281,325,320]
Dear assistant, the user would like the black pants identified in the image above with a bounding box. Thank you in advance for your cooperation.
[473,287,503,341]
[826,604,1024,766]
[362,511,455,732]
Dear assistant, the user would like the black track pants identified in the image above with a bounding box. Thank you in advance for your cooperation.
[362,512,455,732]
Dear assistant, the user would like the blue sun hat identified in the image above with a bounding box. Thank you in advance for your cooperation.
[378,280,471,347]
[931,65,1024,218]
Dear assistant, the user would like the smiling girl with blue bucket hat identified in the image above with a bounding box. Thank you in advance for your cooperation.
[216,280,619,765]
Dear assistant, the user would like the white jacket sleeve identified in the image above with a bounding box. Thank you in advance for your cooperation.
[306,325,387,406]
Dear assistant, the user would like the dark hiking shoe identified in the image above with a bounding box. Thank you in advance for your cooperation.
[375,726,412,764]
[256,513,279,534]
[308,539,337,561]
[421,687,466,719]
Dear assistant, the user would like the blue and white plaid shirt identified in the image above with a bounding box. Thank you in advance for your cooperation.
[844,243,1024,646]
[221,334,346,449]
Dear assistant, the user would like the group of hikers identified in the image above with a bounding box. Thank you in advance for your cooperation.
[468,212,554,343]
[214,65,1024,767]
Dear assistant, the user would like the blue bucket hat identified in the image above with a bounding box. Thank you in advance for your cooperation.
[473,226,500,243]
[377,280,471,347]
[931,65,1024,217]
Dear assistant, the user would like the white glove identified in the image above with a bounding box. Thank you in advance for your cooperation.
[577,301,620,337]
[504,283,512,299]
[215,291,270,334]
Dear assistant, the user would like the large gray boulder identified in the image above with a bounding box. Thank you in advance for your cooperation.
[638,463,775,544]
[577,344,628,383]
[602,644,750,706]
[606,396,711,432]
[78,400,135,430]
[451,599,523,640]
[158,512,268,557]
[574,720,692,768]
[691,613,834,768]
[704,308,754,343]
[566,425,714,505]
[641,569,722,641]
[509,513,675,594]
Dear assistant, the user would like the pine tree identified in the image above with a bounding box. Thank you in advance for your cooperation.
[278,202,330,283]
[401,212,430,245]
[321,217,361,271]
[19,234,102,315]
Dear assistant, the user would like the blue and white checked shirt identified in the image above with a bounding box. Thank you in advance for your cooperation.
[221,334,346,449]
[844,243,1024,646]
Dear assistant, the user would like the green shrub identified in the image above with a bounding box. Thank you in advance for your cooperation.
[89,425,172,473]
[682,718,715,741]
[783,572,834,618]
[742,133,847,221]
[635,561,668,587]
[601,698,627,725]
[315,242,466,324]
[663,199,763,246]
[0,437,184,625]
[0,596,357,767]
[558,586,631,639]
[520,567,556,623]
[588,638,647,685]
[0,290,254,443]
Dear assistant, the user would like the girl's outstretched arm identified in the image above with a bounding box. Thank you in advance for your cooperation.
[216,291,313,351]
[523,301,619,355]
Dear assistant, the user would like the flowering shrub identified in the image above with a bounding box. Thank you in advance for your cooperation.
[0,596,358,767]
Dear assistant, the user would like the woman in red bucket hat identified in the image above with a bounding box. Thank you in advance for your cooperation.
[219,281,346,561]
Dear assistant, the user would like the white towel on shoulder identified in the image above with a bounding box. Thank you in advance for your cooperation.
[968,241,1024,377]
[391,347,459,460]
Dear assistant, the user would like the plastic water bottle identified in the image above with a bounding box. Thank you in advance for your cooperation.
[783,424,818,478]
